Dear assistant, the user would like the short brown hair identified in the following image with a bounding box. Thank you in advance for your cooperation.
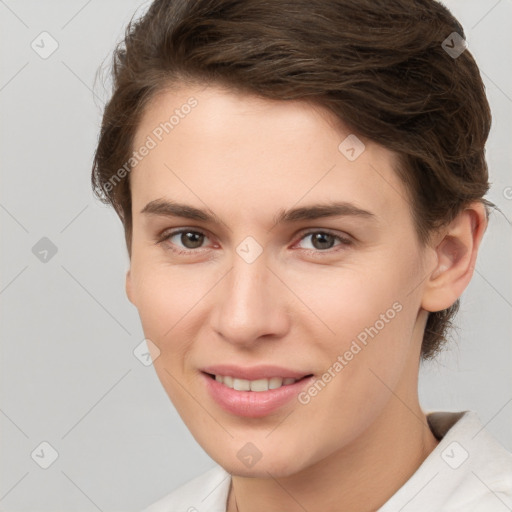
[91,0,492,360]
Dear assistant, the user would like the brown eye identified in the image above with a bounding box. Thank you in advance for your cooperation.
[310,232,337,250]
[158,229,210,253]
[178,231,205,249]
[297,231,352,252]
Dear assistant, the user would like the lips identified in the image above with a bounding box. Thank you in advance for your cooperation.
[200,364,314,417]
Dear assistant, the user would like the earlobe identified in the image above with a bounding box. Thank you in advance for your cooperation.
[421,202,488,313]
[125,269,135,305]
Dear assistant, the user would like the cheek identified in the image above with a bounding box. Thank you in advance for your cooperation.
[288,248,420,397]
[130,263,205,348]
[285,284,416,465]
[290,258,413,346]
[130,264,209,403]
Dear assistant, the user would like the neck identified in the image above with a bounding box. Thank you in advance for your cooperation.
[228,356,439,512]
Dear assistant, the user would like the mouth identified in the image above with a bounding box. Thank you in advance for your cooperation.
[200,369,315,418]
[203,372,313,392]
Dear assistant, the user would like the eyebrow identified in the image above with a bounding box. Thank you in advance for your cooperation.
[140,198,376,225]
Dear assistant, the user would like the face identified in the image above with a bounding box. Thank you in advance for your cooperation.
[126,84,434,477]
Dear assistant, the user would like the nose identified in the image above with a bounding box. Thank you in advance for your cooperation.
[209,253,291,348]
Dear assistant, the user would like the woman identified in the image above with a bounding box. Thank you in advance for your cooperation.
[91,0,512,510]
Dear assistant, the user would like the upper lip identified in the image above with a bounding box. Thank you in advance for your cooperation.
[201,364,312,381]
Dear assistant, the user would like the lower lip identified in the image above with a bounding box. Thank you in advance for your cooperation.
[201,372,314,418]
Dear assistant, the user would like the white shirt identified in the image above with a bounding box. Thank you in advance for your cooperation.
[142,410,512,511]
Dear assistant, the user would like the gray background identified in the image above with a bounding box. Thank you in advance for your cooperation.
[1,0,511,510]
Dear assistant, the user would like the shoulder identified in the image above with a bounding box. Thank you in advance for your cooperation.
[379,410,512,512]
[141,465,231,512]
[442,410,512,511]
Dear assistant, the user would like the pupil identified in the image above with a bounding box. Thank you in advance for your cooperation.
[182,232,203,249]
[312,233,334,250]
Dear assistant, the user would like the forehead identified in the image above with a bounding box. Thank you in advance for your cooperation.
[130,85,409,225]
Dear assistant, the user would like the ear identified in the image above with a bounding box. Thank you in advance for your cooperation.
[125,268,135,306]
[421,201,488,312]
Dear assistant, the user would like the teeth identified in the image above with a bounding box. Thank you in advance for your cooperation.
[269,377,283,389]
[213,374,299,392]
[250,379,269,391]
[233,378,251,391]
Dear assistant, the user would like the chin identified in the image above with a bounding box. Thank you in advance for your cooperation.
[214,450,311,479]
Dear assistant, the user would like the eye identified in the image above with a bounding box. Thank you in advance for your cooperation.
[157,229,211,253]
[156,228,352,255]
[296,230,352,252]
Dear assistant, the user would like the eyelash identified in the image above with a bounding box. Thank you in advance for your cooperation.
[155,228,353,256]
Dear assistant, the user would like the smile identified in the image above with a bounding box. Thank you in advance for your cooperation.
[201,369,315,418]
[209,374,305,392]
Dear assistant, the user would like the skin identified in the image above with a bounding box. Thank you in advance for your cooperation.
[126,84,487,512]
